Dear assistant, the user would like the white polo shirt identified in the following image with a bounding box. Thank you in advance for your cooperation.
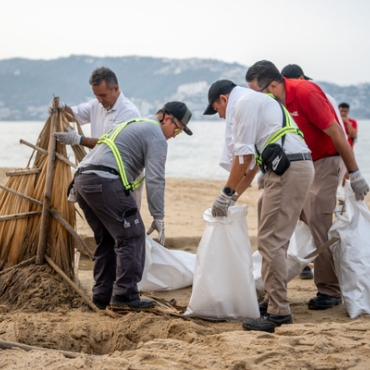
[71,92,141,137]
[219,86,309,172]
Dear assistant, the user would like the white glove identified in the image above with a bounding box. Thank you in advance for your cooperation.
[212,191,233,217]
[48,100,66,114]
[229,198,237,206]
[257,172,265,190]
[349,170,369,201]
[147,218,165,246]
[54,127,82,146]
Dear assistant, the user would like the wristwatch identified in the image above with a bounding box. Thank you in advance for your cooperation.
[223,186,235,196]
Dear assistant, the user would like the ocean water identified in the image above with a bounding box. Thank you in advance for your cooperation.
[1,120,369,182]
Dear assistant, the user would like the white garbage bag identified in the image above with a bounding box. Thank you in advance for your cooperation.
[184,205,260,320]
[138,235,196,291]
[329,181,370,318]
[253,220,316,298]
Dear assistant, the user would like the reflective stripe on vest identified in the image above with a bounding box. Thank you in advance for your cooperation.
[97,118,160,191]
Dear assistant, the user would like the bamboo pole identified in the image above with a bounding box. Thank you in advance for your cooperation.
[0,211,42,221]
[50,208,94,260]
[36,99,59,265]
[0,185,43,206]
[44,254,100,313]
[6,169,41,177]
[20,139,77,168]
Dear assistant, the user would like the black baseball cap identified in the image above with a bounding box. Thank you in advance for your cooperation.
[203,80,237,115]
[281,64,312,80]
[162,101,193,135]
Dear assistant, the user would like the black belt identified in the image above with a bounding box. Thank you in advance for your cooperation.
[76,165,119,176]
[287,153,312,162]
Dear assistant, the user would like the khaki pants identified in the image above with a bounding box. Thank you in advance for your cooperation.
[258,160,314,316]
[300,155,342,297]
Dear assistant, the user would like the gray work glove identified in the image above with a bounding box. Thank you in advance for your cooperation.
[349,170,369,201]
[257,172,265,190]
[54,127,82,146]
[147,218,165,246]
[48,100,66,114]
[212,191,233,217]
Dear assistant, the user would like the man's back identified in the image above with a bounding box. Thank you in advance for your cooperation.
[284,78,340,161]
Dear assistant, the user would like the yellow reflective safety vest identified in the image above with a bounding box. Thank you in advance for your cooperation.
[255,94,304,166]
[97,118,160,192]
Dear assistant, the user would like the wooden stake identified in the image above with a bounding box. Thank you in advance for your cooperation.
[36,98,59,265]
[44,254,100,313]
[0,185,93,260]
[0,185,43,206]
[20,139,77,168]
[0,211,42,222]
[6,168,41,177]
[50,208,94,260]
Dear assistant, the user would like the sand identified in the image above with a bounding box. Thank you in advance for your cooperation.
[0,167,370,369]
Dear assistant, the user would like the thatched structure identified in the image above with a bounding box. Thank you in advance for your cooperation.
[0,98,99,312]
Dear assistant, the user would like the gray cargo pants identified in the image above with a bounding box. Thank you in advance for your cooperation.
[75,173,145,304]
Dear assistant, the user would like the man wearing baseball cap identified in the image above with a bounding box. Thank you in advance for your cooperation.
[74,101,192,310]
[204,79,314,332]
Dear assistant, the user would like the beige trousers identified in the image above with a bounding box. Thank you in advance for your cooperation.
[258,160,314,316]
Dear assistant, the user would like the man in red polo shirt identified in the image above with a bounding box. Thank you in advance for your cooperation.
[338,102,358,148]
[246,60,369,312]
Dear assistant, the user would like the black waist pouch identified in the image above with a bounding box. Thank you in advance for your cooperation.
[261,144,291,176]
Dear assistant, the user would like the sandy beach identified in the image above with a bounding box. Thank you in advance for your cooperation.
[1,167,370,369]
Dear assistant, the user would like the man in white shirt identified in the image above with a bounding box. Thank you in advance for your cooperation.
[50,66,145,208]
[204,80,315,333]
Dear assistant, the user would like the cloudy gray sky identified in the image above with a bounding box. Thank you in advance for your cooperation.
[2,0,369,86]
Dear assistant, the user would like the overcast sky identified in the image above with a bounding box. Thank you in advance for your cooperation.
[1,0,369,86]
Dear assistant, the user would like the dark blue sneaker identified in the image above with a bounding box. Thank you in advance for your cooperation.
[308,293,342,310]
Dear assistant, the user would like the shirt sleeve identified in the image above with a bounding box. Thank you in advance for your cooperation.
[71,101,94,124]
[144,136,167,219]
[233,98,258,157]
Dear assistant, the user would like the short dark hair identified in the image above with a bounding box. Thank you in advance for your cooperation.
[245,60,284,88]
[89,66,118,88]
[339,102,350,109]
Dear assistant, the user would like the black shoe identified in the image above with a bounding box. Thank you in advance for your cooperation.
[300,266,314,279]
[308,292,342,310]
[259,301,268,315]
[111,298,154,309]
[92,298,109,310]
[242,314,293,333]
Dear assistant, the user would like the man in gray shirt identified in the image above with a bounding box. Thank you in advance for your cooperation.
[74,101,193,310]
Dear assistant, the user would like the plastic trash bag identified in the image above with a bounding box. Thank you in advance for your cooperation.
[138,235,196,291]
[253,220,316,298]
[184,205,260,320]
[329,181,370,318]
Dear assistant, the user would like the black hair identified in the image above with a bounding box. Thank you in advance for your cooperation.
[245,60,284,88]
[89,66,118,89]
[339,102,350,109]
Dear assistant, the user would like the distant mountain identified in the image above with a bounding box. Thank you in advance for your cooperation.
[0,55,369,120]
